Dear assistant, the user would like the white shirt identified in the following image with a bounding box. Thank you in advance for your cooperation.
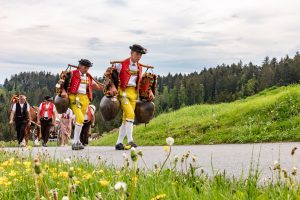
[77,71,96,94]
[12,103,30,112]
[61,108,73,119]
[116,60,138,87]
[39,102,57,118]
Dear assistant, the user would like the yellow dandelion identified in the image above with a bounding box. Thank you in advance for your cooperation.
[23,161,31,167]
[59,171,69,179]
[116,171,120,175]
[0,176,8,185]
[99,169,104,174]
[163,146,169,152]
[9,170,17,177]
[75,180,81,185]
[99,180,109,187]
[82,173,92,180]
[151,194,167,200]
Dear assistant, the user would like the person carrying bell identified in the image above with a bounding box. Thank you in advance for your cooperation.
[61,59,103,150]
[109,44,154,150]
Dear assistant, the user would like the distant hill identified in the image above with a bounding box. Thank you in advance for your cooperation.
[92,85,300,145]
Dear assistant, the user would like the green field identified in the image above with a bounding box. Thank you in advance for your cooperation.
[91,85,300,146]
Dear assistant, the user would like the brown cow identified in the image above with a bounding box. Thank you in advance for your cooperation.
[10,95,41,146]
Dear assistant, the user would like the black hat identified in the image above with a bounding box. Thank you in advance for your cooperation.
[129,44,147,54]
[79,59,93,67]
[44,96,53,101]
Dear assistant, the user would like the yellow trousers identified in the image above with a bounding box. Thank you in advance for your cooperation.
[118,87,138,123]
[69,94,90,125]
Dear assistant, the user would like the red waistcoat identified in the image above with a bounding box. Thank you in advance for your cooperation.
[119,58,142,90]
[86,106,93,122]
[40,102,54,119]
[69,70,93,101]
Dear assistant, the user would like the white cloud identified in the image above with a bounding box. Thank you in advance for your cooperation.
[0,0,300,82]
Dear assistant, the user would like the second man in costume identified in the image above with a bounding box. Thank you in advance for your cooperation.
[110,44,154,150]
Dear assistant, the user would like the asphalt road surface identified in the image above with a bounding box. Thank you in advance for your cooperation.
[4,142,300,179]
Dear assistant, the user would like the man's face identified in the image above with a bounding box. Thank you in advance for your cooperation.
[130,51,142,63]
[78,64,90,74]
[19,95,26,104]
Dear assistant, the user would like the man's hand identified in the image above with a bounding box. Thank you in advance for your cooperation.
[27,120,31,126]
[9,120,14,126]
[61,89,68,98]
[109,85,118,97]
[91,123,95,128]
[148,90,155,101]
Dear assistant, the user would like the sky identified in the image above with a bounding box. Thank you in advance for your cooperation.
[0,0,300,83]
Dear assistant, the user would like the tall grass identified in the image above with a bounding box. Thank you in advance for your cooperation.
[92,85,300,146]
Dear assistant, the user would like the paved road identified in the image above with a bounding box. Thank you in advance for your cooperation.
[3,142,300,179]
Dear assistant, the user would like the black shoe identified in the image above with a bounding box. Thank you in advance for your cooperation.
[115,143,124,150]
[42,143,47,147]
[128,141,138,148]
[72,143,84,150]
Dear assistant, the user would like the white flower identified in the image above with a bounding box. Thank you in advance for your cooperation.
[62,196,69,200]
[114,182,127,192]
[63,158,71,164]
[166,137,174,146]
[273,160,280,170]
[122,153,127,159]
[131,147,136,152]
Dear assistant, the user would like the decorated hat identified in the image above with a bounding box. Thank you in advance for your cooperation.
[79,59,93,67]
[44,96,53,101]
[129,44,147,54]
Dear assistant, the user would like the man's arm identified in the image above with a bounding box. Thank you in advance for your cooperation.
[9,111,15,125]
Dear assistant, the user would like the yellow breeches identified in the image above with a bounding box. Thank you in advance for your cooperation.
[118,87,138,123]
[69,94,90,125]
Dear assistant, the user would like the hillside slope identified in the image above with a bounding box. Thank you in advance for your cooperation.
[91,85,300,146]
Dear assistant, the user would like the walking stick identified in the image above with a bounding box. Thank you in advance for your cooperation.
[110,61,155,69]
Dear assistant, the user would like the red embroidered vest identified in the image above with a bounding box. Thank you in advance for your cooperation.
[39,102,54,119]
[86,106,93,121]
[119,58,142,90]
[69,70,93,101]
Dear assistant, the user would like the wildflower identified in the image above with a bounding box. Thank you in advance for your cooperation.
[273,160,280,170]
[192,155,197,162]
[291,147,297,156]
[163,146,169,152]
[62,196,69,200]
[131,147,138,162]
[9,170,17,177]
[63,158,71,164]
[292,167,297,176]
[174,155,179,163]
[137,150,143,157]
[114,181,127,192]
[34,159,42,175]
[68,167,74,178]
[185,151,190,159]
[99,180,109,187]
[166,137,174,146]
[151,194,167,200]
[95,192,104,200]
[116,170,120,175]
[59,172,69,179]
[27,145,32,150]
[122,153,127,159]
[282,169,288,178]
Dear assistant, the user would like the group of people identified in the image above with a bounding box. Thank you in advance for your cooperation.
[10,44,154,151]
[9,95,95,147]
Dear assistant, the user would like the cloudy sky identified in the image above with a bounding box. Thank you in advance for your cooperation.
[0,0,300,83]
